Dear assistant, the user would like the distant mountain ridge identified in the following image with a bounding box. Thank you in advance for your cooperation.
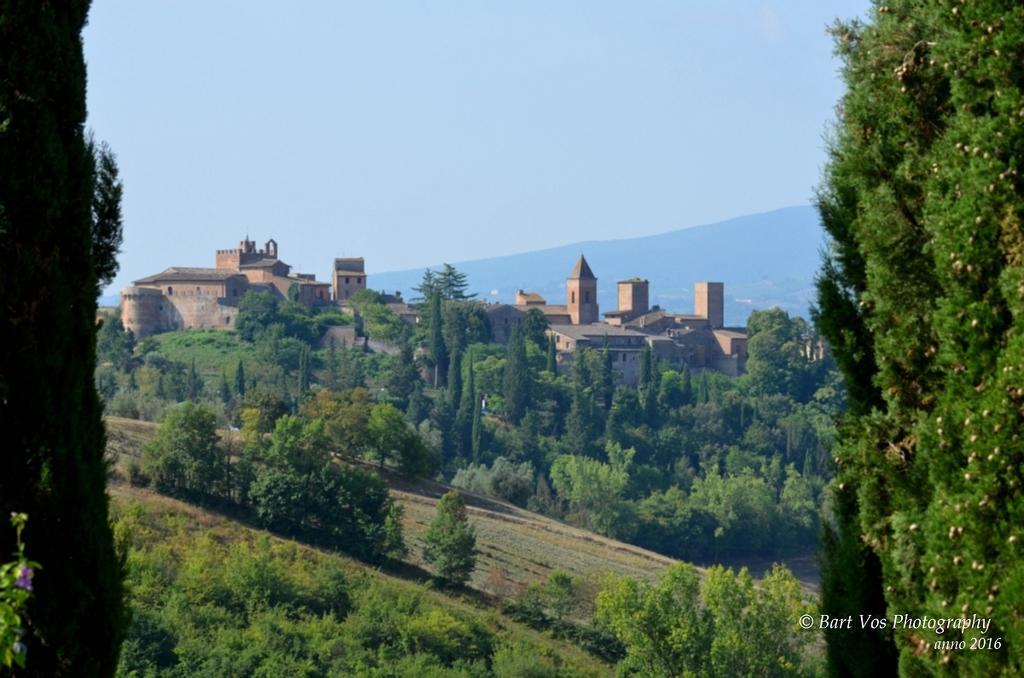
[369,205,825,327]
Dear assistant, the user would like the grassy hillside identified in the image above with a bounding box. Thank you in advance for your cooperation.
[106,416,674,599]
[109,484,613,676]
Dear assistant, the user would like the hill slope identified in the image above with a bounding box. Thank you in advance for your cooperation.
[369,205,823,326]
[106,416,674,596]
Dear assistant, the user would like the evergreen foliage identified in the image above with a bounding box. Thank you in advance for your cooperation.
[422,491,477,586]
[0,3,127,671]
[815,3,1024,673]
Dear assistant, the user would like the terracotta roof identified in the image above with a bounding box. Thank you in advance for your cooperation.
[568,255,595,280]
[134,267,244,284]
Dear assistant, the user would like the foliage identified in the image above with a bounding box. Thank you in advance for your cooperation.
[596,563,814,677]
[350,288,405,342]
[814,2,1024,673]
[142,402,223,498]
[423,492,477,586]
[111,499,604,676]
[452,457,535,507]
[0,4,127,671]
[0,514,39,670]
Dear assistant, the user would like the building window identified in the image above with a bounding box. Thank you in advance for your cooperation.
[346,277,350,284]
[585,291,590,303]
[571,291,576,303]
[167,286,173,295]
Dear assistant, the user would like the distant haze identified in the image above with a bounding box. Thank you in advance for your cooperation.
[369,205,824,327]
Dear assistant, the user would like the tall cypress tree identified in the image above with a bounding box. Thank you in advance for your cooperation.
[816,3,1024,674]
[429,290,448,387]
[454,352,475,460]
[546,334,557,374]
[503,322,530,424]
[0,3,126,672]
[234,359,246,398]
[298,345,311,395]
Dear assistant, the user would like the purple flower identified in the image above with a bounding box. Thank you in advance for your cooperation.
[14,565,33,592]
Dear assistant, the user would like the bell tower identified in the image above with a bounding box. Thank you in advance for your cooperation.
[566,255,598,325]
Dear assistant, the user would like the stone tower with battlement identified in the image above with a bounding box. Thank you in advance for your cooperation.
[566,255,598,325]
[694,281,724,329]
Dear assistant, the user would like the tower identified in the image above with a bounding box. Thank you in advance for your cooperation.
[694,281,724,329]
[566,255,598,325]
[616,278,649,319]
[333,257,366,301]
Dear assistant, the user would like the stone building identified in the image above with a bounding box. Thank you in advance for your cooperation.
[333,257,366,301]
[485,255,748,384]
[121,237,330,337]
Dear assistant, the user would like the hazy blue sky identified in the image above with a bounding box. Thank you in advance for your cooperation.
[84,1,868,295]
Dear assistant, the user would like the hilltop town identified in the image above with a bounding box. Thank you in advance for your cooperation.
[121,237,747,384]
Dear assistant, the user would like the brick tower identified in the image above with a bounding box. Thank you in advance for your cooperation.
[566,255,598,325]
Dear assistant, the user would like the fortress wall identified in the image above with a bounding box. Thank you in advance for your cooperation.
[121,286,239,337]
[167,295,239,331]
[120,286,165,338]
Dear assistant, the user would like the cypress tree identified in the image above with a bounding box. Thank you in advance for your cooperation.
[234,359,246,397]
[187,358,202,401]
[680,366,693,406]
[455,352,475,460]
[429,290,448,387]
[546,334,557,374]
[565,348,596,456]
[598,336,614,411]
[470,379,482,463]
[502,323,530,424]
[298,345,311,395]
[815,4,1024,673]
[638,342,653,391]
[219,369,232,405]
[0,3,126,672]
[448,347,463,408]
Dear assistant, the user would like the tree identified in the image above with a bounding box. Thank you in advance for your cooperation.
[502,323,530,424]
[597,563,812,677]
[435,263,475,300]
[234,359,246,397]
[142,402,224,498]
[0,4,126,670]
[428,290,448,387]
[367,402,432,475]
[545,334,557,374]
[90,140,124,288]
[219,369,232,405]
[297,345,311,395]
[813,4,1024,673]
[422,491,477,586]
[97,311,134,371]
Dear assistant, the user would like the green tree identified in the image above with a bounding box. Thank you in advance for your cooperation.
[813,4,1024,673]
[143,402,224,498]
[435,263,475,300]
[97,311,134,371]
[234,359,246,397]
[297,344,311,395]
[367,402,432,475]
[545,334,557,374]
[502,322,530,424]
[597,563,812,677]
[422,491,477,586]
[0,4,126,670]
[428,290,448,387]
[219,369,232,405]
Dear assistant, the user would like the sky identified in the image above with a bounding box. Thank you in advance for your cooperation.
[84,1,869,296]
